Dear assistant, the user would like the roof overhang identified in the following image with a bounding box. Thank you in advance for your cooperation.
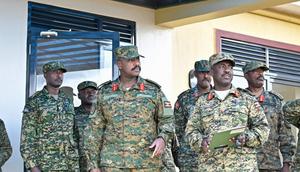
[155,0,298,28]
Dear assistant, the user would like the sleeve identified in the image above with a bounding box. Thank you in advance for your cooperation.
[278,100,297,163]
[283,99,300,128]
[83,95,106,170]
[20,100,40,169]
[185,99,205,153]
[244,99,270,148]
[156,91,175,144]
[172,99,183,165]
[0,119,12,167]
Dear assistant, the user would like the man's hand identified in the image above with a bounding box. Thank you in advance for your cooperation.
[281,162,290,172]
[31,166,41,172]
[149,137,165,158]
[201,137,210,153]
[90,168,101,172]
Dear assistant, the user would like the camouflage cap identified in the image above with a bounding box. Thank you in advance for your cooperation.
[114,45,144,60]
[209,52,235,68]
[43,61,67,73]
[194,60,209,72]
[243,61,269,74]
[77,81,98,91]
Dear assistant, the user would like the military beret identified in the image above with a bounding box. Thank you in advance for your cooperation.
[194,60,209,72]
[43,61,67,74]
[209,52,235,68]
[243,61,269,74]
[77,81,97,91]
[114,45,144,60]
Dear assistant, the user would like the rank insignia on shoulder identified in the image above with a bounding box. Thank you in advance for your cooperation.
[112,83,119,92]
[139,83,145,91]
[164,101,172,108]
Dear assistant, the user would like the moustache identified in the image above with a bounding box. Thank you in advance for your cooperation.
[202,78,210,82]
[257,76,265,80]
[132,65,141,71]
[55,78,63,82]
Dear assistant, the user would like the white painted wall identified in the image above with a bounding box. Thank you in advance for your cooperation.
[0,0,173,171]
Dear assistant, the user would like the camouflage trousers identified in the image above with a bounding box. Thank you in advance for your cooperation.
[259,170,280,172]
[101,168,160,172]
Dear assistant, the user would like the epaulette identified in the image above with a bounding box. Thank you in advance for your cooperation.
[29,90,42,99]
[237,87,253,96]
[97,80,112,90]
[177,89,190,99]
[145,79,161,89]
[269,90,284,101]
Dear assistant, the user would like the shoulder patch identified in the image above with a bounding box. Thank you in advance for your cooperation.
[269,90,284,101]
[145,79,161,89]
[97,80,112,90]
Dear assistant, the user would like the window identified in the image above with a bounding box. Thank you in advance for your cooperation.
[217,29,300,87]
[27,2,136,105]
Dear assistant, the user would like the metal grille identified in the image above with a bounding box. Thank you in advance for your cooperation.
[221,38,266,68]
[29,2,135,44]
[221,38,300,86]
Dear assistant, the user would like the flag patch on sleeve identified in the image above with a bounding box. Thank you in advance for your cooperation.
[164,101,172,108]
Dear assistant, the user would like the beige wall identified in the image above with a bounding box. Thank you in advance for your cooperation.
[172,13,300,101]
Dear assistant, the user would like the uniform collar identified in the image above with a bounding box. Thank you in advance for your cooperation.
[207,86,240,100]
[112,76,145,92]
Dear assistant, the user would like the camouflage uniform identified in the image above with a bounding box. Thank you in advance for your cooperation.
[20,61,79,171]
[84,45,174,171]
[252,90,296,171]
[186,87,270,172]
[283,99,300,171]
[161,140,177,172]
[243,61,296,171]
[75,106,93,172]
[0,118,12,172]
[74,81,98,172]
[84,76,174,171]
[173,60,210,172]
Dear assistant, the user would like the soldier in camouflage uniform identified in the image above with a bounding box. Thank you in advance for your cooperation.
[186,52,270,172]
[0,118,12,172]
[243,61,296,172]
[75,81,98,172]
[283,99,300,171]
[20,61,79,172]
[172,60,211,172]
[84,45,174,172]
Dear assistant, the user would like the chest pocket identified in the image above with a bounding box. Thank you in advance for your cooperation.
[224,106,249,127]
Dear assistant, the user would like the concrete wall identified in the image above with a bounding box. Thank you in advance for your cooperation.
[172,13,300,101]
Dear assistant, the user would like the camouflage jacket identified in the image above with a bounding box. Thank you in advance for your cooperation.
[0,119,12,172]
[283,99,300,170]
[84,77,174,170]
[173,86,204,168]
[249,90,296,170]
[74,105,93,172]
[20,87,79,171]
[186,87,270,170]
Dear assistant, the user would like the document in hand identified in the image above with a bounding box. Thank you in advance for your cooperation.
[209,126,246,150]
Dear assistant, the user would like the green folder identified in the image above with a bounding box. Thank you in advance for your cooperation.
[209,126,246,150]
